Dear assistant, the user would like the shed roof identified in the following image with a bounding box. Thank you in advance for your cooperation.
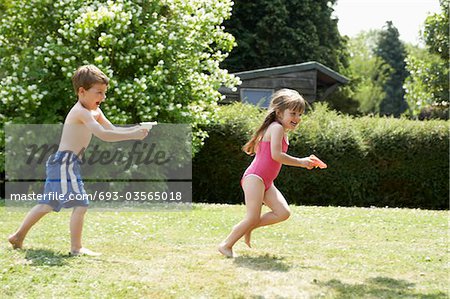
[234,61,349,85]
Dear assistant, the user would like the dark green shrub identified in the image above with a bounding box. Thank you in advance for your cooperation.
[193,103,449,209]
[193,103,259,203]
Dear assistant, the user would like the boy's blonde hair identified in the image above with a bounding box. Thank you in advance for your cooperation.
[72,65,109,97]
[243,89,306,155]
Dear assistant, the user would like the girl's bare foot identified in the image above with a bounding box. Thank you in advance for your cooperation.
[244,230,252,248]
[8,234,23,249]
[70,247,101,256]
[218,243,234,258]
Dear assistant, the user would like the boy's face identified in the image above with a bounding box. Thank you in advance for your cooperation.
[78,83,107,110]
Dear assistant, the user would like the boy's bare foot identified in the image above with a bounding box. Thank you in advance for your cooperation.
[8,234,23,249]
[244,231,252,248]
[218,243,234,258]
[70,247,101,257]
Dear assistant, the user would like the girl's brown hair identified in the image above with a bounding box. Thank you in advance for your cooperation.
[242,88,306,155]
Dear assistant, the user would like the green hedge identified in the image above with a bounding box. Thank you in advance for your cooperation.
[193,103,449,209]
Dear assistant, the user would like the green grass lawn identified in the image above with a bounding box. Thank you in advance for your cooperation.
[1,203,448,298]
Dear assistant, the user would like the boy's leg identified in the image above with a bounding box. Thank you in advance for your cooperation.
[8,204,53,249]
[70,206,100,256]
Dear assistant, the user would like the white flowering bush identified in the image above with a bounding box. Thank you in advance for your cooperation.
[0,0,240,159]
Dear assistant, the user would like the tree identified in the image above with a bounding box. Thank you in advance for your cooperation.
[403,0,449,119]
[404,45,448,119]
[0,0,239,155]
[221,0,348,73]
[375,21,409,117]
[347,30,392,115]
[423,0,449,61]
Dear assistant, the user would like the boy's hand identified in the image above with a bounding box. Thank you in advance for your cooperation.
[134,128,148,140]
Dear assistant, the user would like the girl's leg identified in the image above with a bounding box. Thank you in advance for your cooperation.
[218,175,265,257]
[70,206,100,256]
[8,204,53,249]
[244,185,290,247]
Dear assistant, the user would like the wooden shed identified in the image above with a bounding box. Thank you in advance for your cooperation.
[219,61,349,107]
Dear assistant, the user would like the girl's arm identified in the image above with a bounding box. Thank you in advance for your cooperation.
[269,123,313,169]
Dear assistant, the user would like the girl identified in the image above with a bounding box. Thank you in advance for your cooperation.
[218,88,317,258]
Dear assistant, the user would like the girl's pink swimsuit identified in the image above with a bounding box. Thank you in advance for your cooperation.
[242,137,289,191]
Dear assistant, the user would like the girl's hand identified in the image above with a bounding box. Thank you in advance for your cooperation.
[309,154,327,169]
[298,157,314,170]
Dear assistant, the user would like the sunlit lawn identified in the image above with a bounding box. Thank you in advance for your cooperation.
[1,203,448,298]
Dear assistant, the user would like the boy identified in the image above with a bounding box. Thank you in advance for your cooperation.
[8,65,150,256]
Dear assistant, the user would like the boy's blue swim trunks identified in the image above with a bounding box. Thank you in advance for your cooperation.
[38,151,88,212]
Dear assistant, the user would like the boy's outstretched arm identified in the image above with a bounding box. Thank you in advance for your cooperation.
[97,109,141,132]
[79,109,147,141]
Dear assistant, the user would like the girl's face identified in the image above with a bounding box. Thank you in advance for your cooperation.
[277,108,302,131]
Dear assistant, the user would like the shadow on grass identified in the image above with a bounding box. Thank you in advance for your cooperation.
[233,253,292,272]
[315,277,447,298]
[25,249,71,267]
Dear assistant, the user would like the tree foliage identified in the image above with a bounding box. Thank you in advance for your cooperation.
[347,30,392,115]
[404,45,448,119]
[404,0,449,119]
[423,0,449,61]
[221,0,348,73]
[0,0,239,154]
[375,21,409,117]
